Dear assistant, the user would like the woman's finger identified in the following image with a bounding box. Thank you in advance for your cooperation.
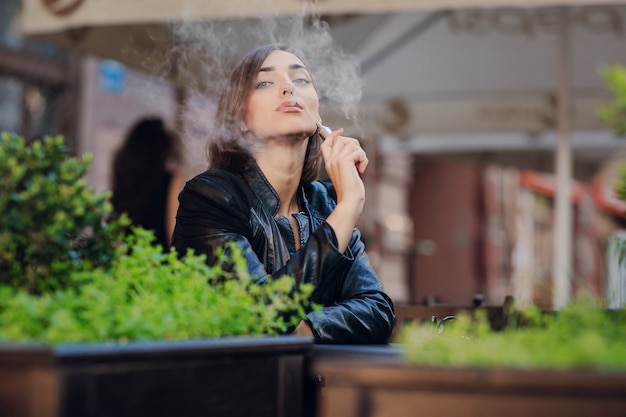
[322,133,369,178]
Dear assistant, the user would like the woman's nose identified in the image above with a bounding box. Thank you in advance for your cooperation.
[281,78,294,96]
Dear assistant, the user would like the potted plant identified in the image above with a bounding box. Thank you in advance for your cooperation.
[312,300,626,417]
[0,133,315,417]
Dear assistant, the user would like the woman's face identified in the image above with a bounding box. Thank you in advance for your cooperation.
[244,50,319,140]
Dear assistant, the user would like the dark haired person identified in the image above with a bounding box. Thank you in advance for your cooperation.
[172,44,394,344]
[112,117,185,249]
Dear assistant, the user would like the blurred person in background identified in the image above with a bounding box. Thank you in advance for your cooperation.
[111,117,185,249]
[172,44,394,344]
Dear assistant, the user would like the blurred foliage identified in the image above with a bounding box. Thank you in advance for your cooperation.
[613,161,626,202]
[0,133,128,294]
[0,230,315,344]
[598,64,626,138]
[398,296,626,371]
[598,65,626,207]
[599,66,626,301]
[0,132,315,344]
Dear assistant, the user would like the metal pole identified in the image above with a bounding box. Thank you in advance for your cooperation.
[552,7,572,309]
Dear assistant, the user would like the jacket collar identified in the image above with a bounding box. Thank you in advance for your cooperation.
[242,162,280,217]
[242,162,306,218]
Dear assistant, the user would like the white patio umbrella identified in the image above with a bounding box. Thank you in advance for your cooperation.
[18,0,612,32]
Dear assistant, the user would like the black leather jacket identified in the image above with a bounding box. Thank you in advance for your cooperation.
[172,164,395,344]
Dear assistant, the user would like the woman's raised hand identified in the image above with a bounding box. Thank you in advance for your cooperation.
[320,128,368,253]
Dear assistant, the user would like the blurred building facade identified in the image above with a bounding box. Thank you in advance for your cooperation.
[0,0,80,151]
[366,154,626,308]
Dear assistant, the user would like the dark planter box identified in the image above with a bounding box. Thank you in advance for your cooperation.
[311,345,626,417]
[0,335,313,417]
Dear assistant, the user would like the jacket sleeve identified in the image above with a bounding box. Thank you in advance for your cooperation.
[304,226,395,344]
[172,173,395,344]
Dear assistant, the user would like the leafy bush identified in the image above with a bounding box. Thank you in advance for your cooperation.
[0,228,314,344]
[614,162,626,203]
[599,66,626,287]
[398,297,626,371]
[0,132,314,344]
[0,133,128,293]
[598,64,626,137]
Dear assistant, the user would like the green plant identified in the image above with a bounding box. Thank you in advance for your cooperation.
[0,132,315,344]
[0,228,315,344]
[614,162,626,202]
[0,133,128,294]
[398,297,626,371]
[598,64,626,137]
[598,65,626,267]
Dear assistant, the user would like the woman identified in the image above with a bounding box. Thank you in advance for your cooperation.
[111,117,185,249]
[172,44,394,344]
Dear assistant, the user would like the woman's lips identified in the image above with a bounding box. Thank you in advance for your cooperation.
[277,101,303,112]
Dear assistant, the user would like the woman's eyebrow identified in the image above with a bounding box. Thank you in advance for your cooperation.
[258,64,307,73]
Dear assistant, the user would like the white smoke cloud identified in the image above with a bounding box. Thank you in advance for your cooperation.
[145,8,363,124]
[124,1,365,171]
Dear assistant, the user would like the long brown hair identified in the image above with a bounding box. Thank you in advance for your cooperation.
[207,44,323,184]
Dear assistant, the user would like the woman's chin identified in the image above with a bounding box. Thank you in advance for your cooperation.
[271,129,315,142]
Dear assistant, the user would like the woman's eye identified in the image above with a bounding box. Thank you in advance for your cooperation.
[293,78,311,85]
[255,81,272,89]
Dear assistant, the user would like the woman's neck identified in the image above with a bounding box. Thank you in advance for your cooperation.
[254,137,307,218]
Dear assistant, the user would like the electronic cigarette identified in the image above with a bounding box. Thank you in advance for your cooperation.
[316,121,333,139]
